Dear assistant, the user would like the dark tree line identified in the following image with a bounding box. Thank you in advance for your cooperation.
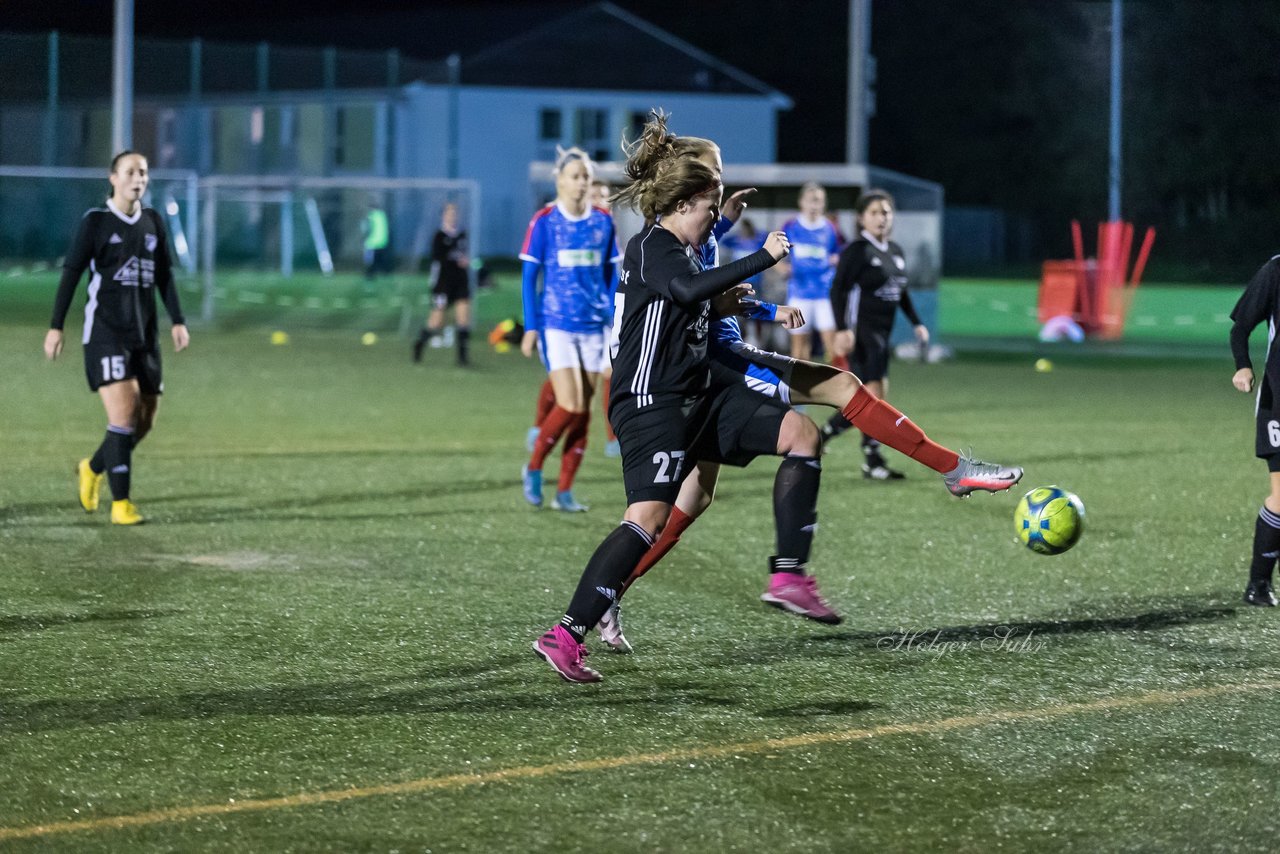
[870,1,1280,280]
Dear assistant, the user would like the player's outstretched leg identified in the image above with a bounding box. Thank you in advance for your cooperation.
[788,362,1022,497]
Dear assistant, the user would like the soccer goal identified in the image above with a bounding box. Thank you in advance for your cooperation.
[0,165,199,272]
[196,175,480,331]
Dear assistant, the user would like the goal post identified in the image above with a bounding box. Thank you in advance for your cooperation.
[196,175,481,328]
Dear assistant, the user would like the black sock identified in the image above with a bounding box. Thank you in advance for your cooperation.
[561,522,654,641]
[1250,506,1280,584]
[102,425,135,501]
[92,427,142,473]
[91,430,140,474]
[822,413,852,439]
[862,436,885,464]
[772,455,821,571]
[457,327,470,364]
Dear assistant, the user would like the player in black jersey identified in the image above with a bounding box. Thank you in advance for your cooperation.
[1230,256,1280,606]
[821,190,930,480]
[533,121,825,682]
[43,151,189,526]
[412,202,471,365]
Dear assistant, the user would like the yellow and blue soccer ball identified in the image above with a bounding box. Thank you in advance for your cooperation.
[1014,486,1085,555]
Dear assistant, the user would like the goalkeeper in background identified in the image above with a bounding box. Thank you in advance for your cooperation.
[362,196,391,279]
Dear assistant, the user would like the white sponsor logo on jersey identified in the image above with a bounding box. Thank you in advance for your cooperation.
[792,244,828,261]
[114,256,141,286]
[556,248,603,268]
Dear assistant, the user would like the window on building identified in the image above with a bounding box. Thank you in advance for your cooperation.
[539,108,561,142]
[334,104,375,172]
[628,111,649,145]
[574,108,610,161]
[537,107,562,162]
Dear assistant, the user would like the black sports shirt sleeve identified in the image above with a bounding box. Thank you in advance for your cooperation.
[1230,258,1280,371]
[663,247,777,305]
[830,243,866,332]
[150,211,185,325]
[50,213,95,330]
[899,287,922,326]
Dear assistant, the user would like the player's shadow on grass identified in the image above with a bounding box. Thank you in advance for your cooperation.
[0,653,725,733]
[0,609,175,637]
[816,604,1238,648]
[150,480,515,524]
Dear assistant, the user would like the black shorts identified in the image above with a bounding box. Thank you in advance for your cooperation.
[432,274,470,308]
[83,338,163,394]
[611,374,789,505]
[852,325,892,382]
[1257,380,1280,461]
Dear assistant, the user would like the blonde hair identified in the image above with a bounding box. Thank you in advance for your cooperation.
[554,145,594,177]
[614,110,721,221]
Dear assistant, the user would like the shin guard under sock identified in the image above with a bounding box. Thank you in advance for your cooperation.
[557,412,590,492]
[622,507,694,592]
[1251,506,1280,584]
[561,521,654,640]
[533,379,557,428]
[773,455,821,567]
[102,425,135,501]
[840,386,959,474]
[530,405,575,470]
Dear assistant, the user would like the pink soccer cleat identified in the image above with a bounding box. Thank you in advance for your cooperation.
[760,572,843,625]
[533,625,602,682]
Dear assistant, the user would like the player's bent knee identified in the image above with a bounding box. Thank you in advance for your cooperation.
[777,412,821,457]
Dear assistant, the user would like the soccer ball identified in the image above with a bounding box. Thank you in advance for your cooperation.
[1014,486,1085,555]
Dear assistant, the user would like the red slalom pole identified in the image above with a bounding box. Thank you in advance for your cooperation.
[1129,227,1156,287]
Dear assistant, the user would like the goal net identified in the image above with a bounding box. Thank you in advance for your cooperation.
[196,175,480,332]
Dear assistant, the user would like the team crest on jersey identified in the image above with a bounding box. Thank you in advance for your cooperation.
[893,255,905,269]
[145,234,157,253]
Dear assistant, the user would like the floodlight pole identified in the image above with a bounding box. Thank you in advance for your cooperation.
[1108,0,1123,221]
[112,0,134,155]
[845,0,872,164]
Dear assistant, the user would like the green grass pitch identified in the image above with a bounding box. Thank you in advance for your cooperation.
[1,274,1278,851]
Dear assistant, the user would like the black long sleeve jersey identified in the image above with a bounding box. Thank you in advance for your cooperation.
[1230,256,1280,390]
[609,224,776,410]
[830,232,921,333]
[430,229,469,290]
[50,201,185,347]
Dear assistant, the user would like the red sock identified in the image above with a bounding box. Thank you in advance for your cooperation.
[832,354,850,372]
[530,405,575,470]
[557,412,590,492]
[533,379,556,428]
[622,507,695,592]
[601,376,616,442]
[840,386,959,474]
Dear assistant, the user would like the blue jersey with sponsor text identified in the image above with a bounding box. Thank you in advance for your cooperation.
[520,203,620,333]
[782,216,839,300]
